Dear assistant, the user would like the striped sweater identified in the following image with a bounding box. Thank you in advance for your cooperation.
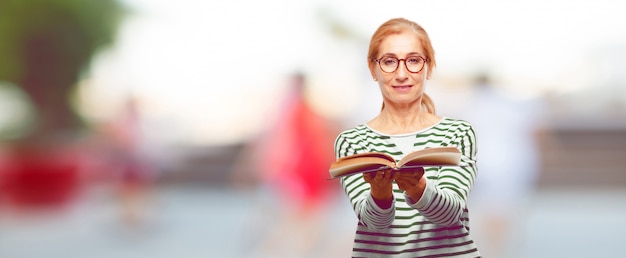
[333,117,481,257]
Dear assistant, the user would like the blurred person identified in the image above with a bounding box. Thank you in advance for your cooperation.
[231,72,341,257]
[463,73,545,257]
[101,96,159,230]
[332,18,481,257]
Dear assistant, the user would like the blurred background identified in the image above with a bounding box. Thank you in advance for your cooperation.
[0,0,625,257]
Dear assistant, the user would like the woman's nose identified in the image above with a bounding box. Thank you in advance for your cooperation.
[395,60,409,78]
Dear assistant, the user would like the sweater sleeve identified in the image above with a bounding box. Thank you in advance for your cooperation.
[409,125,478,226]
[334,133,395,230]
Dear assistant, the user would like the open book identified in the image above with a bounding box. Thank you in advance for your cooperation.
[329,147,462,179]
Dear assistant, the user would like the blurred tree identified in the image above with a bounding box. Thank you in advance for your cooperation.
[0,0,125,208]
[0,0,124,143]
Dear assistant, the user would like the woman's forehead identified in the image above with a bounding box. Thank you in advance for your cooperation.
[379,32,424,56]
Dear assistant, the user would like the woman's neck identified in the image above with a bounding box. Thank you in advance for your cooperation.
[368,103,440,135]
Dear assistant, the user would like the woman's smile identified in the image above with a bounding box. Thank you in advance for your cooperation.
[392,84,413,92]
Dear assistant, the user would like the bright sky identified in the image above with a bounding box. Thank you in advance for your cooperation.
[78,0,626,146]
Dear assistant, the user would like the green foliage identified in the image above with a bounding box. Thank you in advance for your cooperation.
[0,0,124,83]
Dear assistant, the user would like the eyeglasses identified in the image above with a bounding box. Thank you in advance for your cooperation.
[374,56,428,73]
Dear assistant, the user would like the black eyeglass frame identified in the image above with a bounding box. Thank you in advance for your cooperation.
[374,56,429,73]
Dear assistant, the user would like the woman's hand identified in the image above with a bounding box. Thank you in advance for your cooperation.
[363,169,394,208]
[394,167,426,202]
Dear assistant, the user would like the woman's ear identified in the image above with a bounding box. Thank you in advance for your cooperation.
[368,62,378,81]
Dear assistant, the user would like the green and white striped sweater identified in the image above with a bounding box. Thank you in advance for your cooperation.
[333,117,481,257]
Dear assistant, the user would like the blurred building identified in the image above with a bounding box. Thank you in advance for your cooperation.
[537,41,626,189]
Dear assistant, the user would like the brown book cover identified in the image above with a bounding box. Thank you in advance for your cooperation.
[329,147,461,179]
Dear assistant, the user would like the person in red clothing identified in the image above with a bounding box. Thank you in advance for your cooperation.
[104,96,158,229]
[260,73,336,209]
[232,72,340,256]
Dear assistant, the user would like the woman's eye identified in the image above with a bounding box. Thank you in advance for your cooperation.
[382,58,397,65]
[407,57,421,64]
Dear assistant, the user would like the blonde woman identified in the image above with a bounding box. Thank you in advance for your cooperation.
[333,18,481,257]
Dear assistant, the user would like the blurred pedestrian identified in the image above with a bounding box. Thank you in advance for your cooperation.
[104,96,158,230]
[464,73,545,257]
[232,72,340,257]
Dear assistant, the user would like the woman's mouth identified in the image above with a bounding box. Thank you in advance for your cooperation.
[392,85,412,92]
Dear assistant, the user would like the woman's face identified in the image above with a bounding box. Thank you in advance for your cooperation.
[372,31,428,107]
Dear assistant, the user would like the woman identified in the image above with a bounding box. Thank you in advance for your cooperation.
[333,18,481,257]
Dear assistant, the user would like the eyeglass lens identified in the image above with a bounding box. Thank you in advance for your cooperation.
[378,56,425,73]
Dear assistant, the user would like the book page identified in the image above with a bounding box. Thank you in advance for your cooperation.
[397,147,461,168]
[335,152,395,163]
[329,153,395,178]
[329,162,391,178]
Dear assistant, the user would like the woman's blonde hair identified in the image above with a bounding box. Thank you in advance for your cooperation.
[367,18,436,114]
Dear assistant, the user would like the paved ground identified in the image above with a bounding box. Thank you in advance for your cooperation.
[1,185,625,258]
